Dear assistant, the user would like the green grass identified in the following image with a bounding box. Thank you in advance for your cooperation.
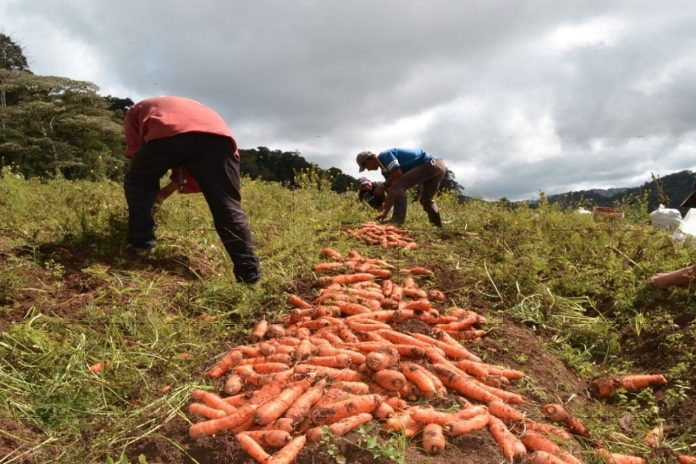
[1,169,695,462]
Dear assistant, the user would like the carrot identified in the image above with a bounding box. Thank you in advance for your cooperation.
[310,394,381,425]
[245,370,295,388]
[373,369,407,391]
[188,402,228,419]
[287,294,312,308]
[320,247,343,260]
[430,363,497,403]
[206,350,243,378]
[521,431,583,464]
[488,399,525,421]
[346,320,392,332]
[374,401,395,420]
[597,449,646,464]
[254,380,311,425]
[486,365,526,381]
[251,319,269,342]
[335,381,371,395]
[265,324,286,339]
[365,347,400,371]
[454,359,489,379]
[88,360,110,374]
[678,456,696,464]
[192,390,237,415]
[266,435,307,464]
[224,375,244,395]
[295,339,313,361]
[307,412,373,442]
[189,403,256,437]
[318,273,376,287]
[385,411,424,437]
[284,380,326,425]
[523,420,573,441]
[240,353,293,366]
[306,354,352,369]
[236,433,271,464]
[400,266,434,276]
[404,299,434,311]
[249,383,285,405]
[542,403,590,437]
[488,416,526,460]
[443,413,490,436]
[409,332,481,361]
[589,374,668,398]
[244,430,292,448]
[312,262,345,272]
[527,451,569,464]
[401,363,438,399]
[410,406,456,426]
[403,287,428,299]
[427,289,446,301]
[422,423,446,453]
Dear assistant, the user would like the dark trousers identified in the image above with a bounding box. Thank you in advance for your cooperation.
[124,132,260,283]
[390,158,447,225]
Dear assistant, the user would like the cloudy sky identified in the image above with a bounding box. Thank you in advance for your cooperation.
[2,0,696,200]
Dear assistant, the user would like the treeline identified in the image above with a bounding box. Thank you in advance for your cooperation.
[546,170,695,212]
[0,33,463,195]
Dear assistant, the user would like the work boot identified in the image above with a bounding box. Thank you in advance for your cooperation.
[390,196,407,225]
[428,211,443,228]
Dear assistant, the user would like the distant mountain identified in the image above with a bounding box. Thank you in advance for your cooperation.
[543,170,696,212]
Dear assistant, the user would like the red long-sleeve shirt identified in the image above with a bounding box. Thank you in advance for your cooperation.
[124,96,239,160]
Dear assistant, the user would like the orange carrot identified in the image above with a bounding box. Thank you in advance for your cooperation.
[365,347,400,371]
[410,406,456,426]
[443,413,490,436]
[374,402,395,420]
[189,403,256,437]
[306,354,352,369]
[266,435,307,464]
[310,394,381,425]
[244,430,292,448]
[335,381,371,395]
[597,449,646,464]
[590,374,668,398]
[294,364,364,382]
[678,456,696,464]
[422,423,446,453]
[265,324,286,339]
[401,362,438,399]
[254,379,311,425]
[312,262,345,272]
[523,420,573,441]
[409,332,481,361]
[373,369,407,391]
[320,247,343,260]
[527,451,569,464]
[488,399,525,421]
[427,289,446,301]
[295,339,313,361]
[521,431,583,464]
[224,375,244,395]
[284,380,326,425]
[191,390,237,415]
[318,273,376,287]
[188,402,228,419]
[542,403,590,437]
[400,266,434,276]
[251,319,269,342]
[404,299,434,311]
[287,294,312,308]
[307,412,373,442]
[88,360,110,374]
[236,433,271,463]
[206,349,243,379]
[430,363,497,403]
[454,359,489,378]
[488,416,526,460]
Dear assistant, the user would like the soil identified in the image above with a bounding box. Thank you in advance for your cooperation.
[1,237,691,463]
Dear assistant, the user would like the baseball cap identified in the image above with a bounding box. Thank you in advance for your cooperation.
[356,151,374,172]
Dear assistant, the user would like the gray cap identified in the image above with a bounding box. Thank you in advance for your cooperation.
[356,151,375,172]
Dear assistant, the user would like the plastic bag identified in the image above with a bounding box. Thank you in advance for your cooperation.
[679,208,696,236]
[649,204,682,229]
[576,207,592,215]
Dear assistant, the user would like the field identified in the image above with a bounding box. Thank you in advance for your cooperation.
[1,170,695,463]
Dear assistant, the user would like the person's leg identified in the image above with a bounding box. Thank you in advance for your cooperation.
[124,138,186,248]
[418,159,447,227]
[184,134,260,284]
[389,160,443,225]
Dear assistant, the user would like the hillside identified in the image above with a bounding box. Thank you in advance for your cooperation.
[1,173,695,463]
[546,170,695,212]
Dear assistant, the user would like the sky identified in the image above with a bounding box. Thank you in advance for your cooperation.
[2,0,696,200]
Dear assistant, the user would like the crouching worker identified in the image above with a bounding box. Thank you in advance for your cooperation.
[357,177,385,209]
[123,96,261,284]
[356,148,446,227]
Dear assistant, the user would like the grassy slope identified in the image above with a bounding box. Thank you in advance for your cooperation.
[0,171,695,463]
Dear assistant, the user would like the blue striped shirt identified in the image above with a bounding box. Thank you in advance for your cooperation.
[376,148,436,175]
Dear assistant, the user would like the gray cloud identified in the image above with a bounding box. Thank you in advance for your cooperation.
[3,0,696,199]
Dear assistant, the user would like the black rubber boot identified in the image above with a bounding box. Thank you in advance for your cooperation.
[428,211,443,228]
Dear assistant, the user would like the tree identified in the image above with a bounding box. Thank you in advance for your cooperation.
[0,33,29,71]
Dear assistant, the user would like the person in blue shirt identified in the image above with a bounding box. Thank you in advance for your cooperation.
[356,148,447,226]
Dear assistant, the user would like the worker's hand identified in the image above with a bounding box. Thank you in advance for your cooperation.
[376,211,389,222]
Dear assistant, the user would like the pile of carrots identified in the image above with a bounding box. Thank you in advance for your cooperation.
[187,239,693,463]
[344,222,418,249]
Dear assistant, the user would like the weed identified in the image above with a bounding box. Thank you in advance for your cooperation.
[355,425,406,464]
